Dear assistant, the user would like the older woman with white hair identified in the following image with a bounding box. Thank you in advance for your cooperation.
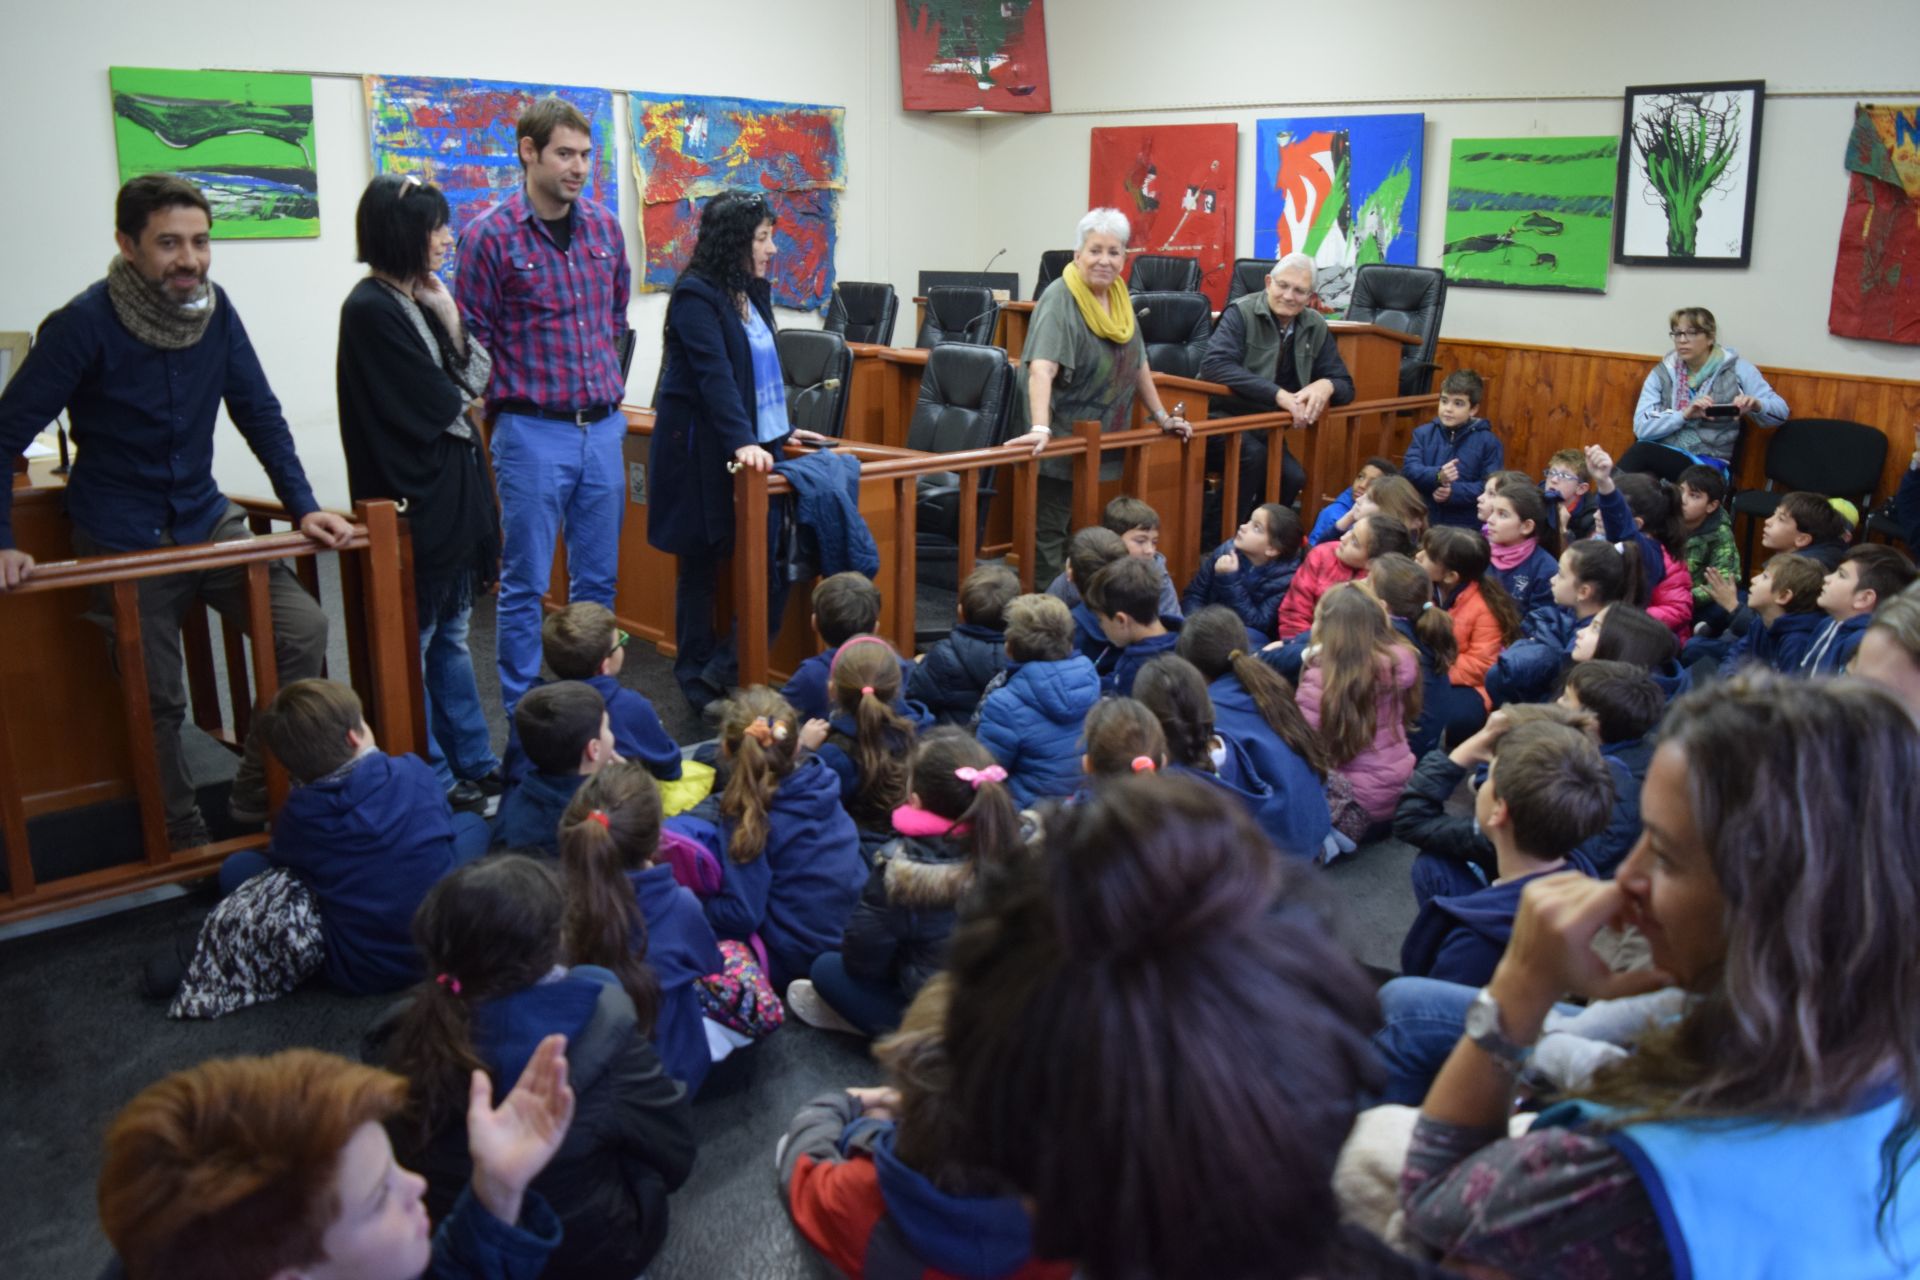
[1201,252,1355,515]
[1019,207,1191,588]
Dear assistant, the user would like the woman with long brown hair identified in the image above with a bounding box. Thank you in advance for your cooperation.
[1403,674,1920,1276]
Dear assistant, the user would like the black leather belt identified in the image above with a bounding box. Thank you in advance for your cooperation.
[495,400,616,426]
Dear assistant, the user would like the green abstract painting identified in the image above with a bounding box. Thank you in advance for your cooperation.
[110,66,318,239]
[1442,136,1617,293]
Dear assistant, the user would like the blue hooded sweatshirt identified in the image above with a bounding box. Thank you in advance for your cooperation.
[702,756,866,989]
[1181,540,1302,643]
[1583,738,1654,877]
[1486,605,1594,707]
[1097,615,1184,697]
[269,751,457,995]
[502,673,682,785]
[492,770,587,857]
[906,622,1007,725]
[976,654,1105,807]
[1401,860,1594,987]
[1719,608,1826,678]
[1069,602,1108,661]
[1403,416,1505,529]
[1799,613,1873,676]
[628,865,725,1095]
[783,645,921,723]
[1172,729,1330,861]
[1493,542,1562,617]
[1204,674,1333,860]
[867,1122,1044,1276]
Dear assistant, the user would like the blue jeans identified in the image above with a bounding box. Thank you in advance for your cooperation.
[419,602,502,789]
[491,410,626,714]
[809,951,910,1037]
[217,811,491,896]
[1373,975,1584,1105]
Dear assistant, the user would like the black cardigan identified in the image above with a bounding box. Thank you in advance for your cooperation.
[336,278,500,616]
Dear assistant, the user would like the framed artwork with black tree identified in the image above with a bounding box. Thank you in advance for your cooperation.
[1614,80,1765,268]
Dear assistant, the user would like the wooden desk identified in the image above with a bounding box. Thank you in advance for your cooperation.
[1000,301,1033,361]
[1327,321,1422,403]
[843,344,930,450]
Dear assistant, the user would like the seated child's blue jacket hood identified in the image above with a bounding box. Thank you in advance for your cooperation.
[863,1120,1042,1276]
[472,966,614,1090]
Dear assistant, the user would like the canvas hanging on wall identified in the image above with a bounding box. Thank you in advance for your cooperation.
[1252,113,1424,315]
[897,0,1051,113]
[110,66,318,239]
[1443,136,1617,294]
[628,92,845,312]
[1615,80,1765,268]
[365,75,617,282]
[1828,102,1920,346]
[1088,124,1237,307]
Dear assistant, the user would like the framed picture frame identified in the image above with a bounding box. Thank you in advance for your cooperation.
[1615,80,1765,268]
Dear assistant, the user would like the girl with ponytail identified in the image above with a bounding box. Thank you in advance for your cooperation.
[810,636,920,848]
[787,730,1025,1037]
[1419,526,1522,708]
[1295,584,1421,834]
[375,854,696,1280]
[1365,552,1488,752]
[1176,606,1335,859]
[559,762,725,1094]
[1081,697,1168,779]
[703,686,865,989]
[1588,444,1695,642]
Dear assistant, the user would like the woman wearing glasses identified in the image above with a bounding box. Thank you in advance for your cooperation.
[1631,306,1788,464]
[337,174,503,809]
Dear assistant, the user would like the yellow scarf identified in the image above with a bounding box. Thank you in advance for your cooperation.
[1061,261,1136,345]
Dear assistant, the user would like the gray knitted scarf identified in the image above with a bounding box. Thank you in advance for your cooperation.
[106,255,216,349]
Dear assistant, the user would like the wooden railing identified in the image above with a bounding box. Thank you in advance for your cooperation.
[725,393,1437,685]
[0,498,420,923]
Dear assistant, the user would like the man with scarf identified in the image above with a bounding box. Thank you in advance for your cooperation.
[0,175,350,850]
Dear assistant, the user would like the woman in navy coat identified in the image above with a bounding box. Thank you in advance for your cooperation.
[648,191,795,712]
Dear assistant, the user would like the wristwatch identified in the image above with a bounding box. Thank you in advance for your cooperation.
[1465,987,1535,1070]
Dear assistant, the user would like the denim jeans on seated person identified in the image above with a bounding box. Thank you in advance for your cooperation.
[1373,975,1583,1106]
[808,950,910,1038]
[216,810,491,897]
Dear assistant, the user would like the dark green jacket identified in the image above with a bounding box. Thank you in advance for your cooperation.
[1201,292,1355,415]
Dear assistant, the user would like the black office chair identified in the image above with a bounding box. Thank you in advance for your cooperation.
[1345,263,1448,396]
[823,281,899,346]
[777,329,852,438]
[1130,291,1213,381]
[916,285,999,349]
[1033,250,1074,300]
[1224,258,1271,306]
[1728,418,1889,560]
[906,344,1015,574]
[1129,253,1202,294]
[1618,441,1698,485]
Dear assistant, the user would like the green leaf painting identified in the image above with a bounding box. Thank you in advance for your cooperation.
[110,66,318,239]
[1442,136,1617,293]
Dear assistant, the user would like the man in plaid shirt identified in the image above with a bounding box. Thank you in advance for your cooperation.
[457,97,631,715]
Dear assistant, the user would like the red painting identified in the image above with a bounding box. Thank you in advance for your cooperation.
[897,0,1051,114]
[1089,124,1239,307]
[1829,103,1920,346]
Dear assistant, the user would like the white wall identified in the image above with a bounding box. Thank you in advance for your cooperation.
[0,0,989,508]
[986,0,1919,380]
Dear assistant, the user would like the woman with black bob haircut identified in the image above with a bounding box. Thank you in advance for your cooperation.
[337,173,503,806]
[941,772,1432,1279]
[649,190,818,713]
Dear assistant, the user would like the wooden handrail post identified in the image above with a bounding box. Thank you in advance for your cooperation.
[956,470,979,585]
[0,691,35,898]
[354,499,418,757]
[734,464,772,689]
[1177,433,1205,585]
[1012,455,1039,592]
[1265,424,1286,516]
[1070,420,1102,532]
[1220,434,1243,545]
[892,477,917,652]
[244,561,289,814]
[111,580,171,864]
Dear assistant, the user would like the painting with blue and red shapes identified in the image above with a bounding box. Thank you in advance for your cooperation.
[364,74,618,283]
[628,91,846,312]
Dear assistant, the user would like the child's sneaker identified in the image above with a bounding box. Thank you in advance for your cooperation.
[785,978,862,1035]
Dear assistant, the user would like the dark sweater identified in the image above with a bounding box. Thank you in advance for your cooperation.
[906,622,1007,725]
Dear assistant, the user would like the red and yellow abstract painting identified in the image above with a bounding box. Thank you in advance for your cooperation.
[1089,124,1238,307]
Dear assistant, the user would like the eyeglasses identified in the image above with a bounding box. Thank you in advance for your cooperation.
[1545,468,1582,483]
[1669,328,1705,339]
[609,628,631,656]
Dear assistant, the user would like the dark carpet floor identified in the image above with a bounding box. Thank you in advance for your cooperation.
[0,570,1418,1279]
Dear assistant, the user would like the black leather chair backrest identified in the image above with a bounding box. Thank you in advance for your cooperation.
[777,329,853,438]
[824,281,898,346]
[1130,291,1213,381]
[1760,419,1890,501]
[908,344,1015,548]
[916,285,999,348]
[1033,250,1074,300]
[1224,258,1271,306]
[1129,253,1203,294]
[1346,264,1447,394]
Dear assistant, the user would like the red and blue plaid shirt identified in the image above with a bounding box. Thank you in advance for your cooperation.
[455,188,630,411]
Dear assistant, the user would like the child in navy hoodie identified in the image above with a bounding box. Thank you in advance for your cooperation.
[1558,660,1664,876]
[492,682,616,856]
[557,760,727,1096]
[1403,369,1504,530]
[1084,556,1181,696]
[908,565,1017,725]
[1180,503,1304,645]
[499,603,680,782]
[1703,553,1828,677]
[1760,490,1854,572]
[1397,707,1612,988]
[1802,545,1918,675]
[702,687,866,989]
[1057,525,1128,660]
[226,679,487,996]
[977,594,1105,806]
[778,977,1071,1280]
[1046,495,1182,620]
[784,573,915,722]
